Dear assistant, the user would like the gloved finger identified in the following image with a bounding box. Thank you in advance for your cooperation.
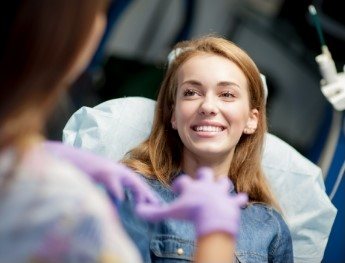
[106,177,125,201]
[233,192,248,207]
[195,167,214,181]
[91,172,125,201]
[135,201,189,221]
[94,162,158,204]
[112,163,135,177]
[120,175,160,204]
[131,186,161,205]
[215,176,232,192]
[171,175,193,194]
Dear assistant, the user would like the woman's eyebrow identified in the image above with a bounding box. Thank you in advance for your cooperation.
[181,80,202,86]
[180,80,241,89]
[217,81,240,88]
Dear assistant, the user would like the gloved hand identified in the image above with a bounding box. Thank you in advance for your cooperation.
[136,167,248,237]
[44,141,159,205]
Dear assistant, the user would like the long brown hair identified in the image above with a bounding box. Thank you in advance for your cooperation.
[0,0,108,150]
[123,36,278,208]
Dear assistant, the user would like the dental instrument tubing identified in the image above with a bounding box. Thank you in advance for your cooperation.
[309,5,338,84]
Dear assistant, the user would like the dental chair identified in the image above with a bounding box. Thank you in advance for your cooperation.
[63,96,336,263]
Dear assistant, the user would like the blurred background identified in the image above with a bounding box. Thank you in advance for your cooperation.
[46,1,344,261]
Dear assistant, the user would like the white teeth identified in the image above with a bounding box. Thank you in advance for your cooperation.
[195,126,223,132]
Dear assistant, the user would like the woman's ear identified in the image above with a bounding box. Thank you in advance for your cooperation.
[244,109,258,134]
[171,109,177,129]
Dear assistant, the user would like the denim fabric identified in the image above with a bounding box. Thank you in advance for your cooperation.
[118,175,294,263]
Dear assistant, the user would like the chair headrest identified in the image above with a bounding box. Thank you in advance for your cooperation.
[63,96,155,161]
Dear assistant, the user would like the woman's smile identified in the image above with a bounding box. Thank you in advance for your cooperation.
[191,121,226,138]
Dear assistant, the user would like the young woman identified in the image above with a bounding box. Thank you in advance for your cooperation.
[0,1,143,262]
[121,36,294,262]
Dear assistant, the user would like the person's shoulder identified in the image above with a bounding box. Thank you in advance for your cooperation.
[14,148,123,232]
[244,203,289,228]
[1,147,141,263]
[17,146,116,220]
[243,203,292,245]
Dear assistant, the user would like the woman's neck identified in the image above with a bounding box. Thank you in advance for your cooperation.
[181,149,233,178]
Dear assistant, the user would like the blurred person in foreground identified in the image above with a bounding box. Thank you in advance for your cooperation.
[0,1,245,262]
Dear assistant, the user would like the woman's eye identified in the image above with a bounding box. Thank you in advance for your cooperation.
[221,91,235,98]
[183,89,197,96]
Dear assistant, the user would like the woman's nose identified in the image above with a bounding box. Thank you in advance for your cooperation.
[198,96,219,116]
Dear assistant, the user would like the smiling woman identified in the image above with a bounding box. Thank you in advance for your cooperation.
[172,54,258,174]
[121,36,293,262]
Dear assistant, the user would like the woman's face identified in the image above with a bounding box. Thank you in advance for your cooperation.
[171,54,258,164]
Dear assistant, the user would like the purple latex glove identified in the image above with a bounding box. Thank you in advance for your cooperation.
[136,167,248,237]
[44,141,159,205]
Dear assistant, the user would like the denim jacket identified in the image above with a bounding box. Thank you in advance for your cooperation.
[117,175,294,263]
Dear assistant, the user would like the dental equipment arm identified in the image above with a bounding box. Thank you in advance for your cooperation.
[309,5,345,111]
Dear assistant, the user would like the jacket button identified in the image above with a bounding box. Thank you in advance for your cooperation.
[176,248,184,255]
